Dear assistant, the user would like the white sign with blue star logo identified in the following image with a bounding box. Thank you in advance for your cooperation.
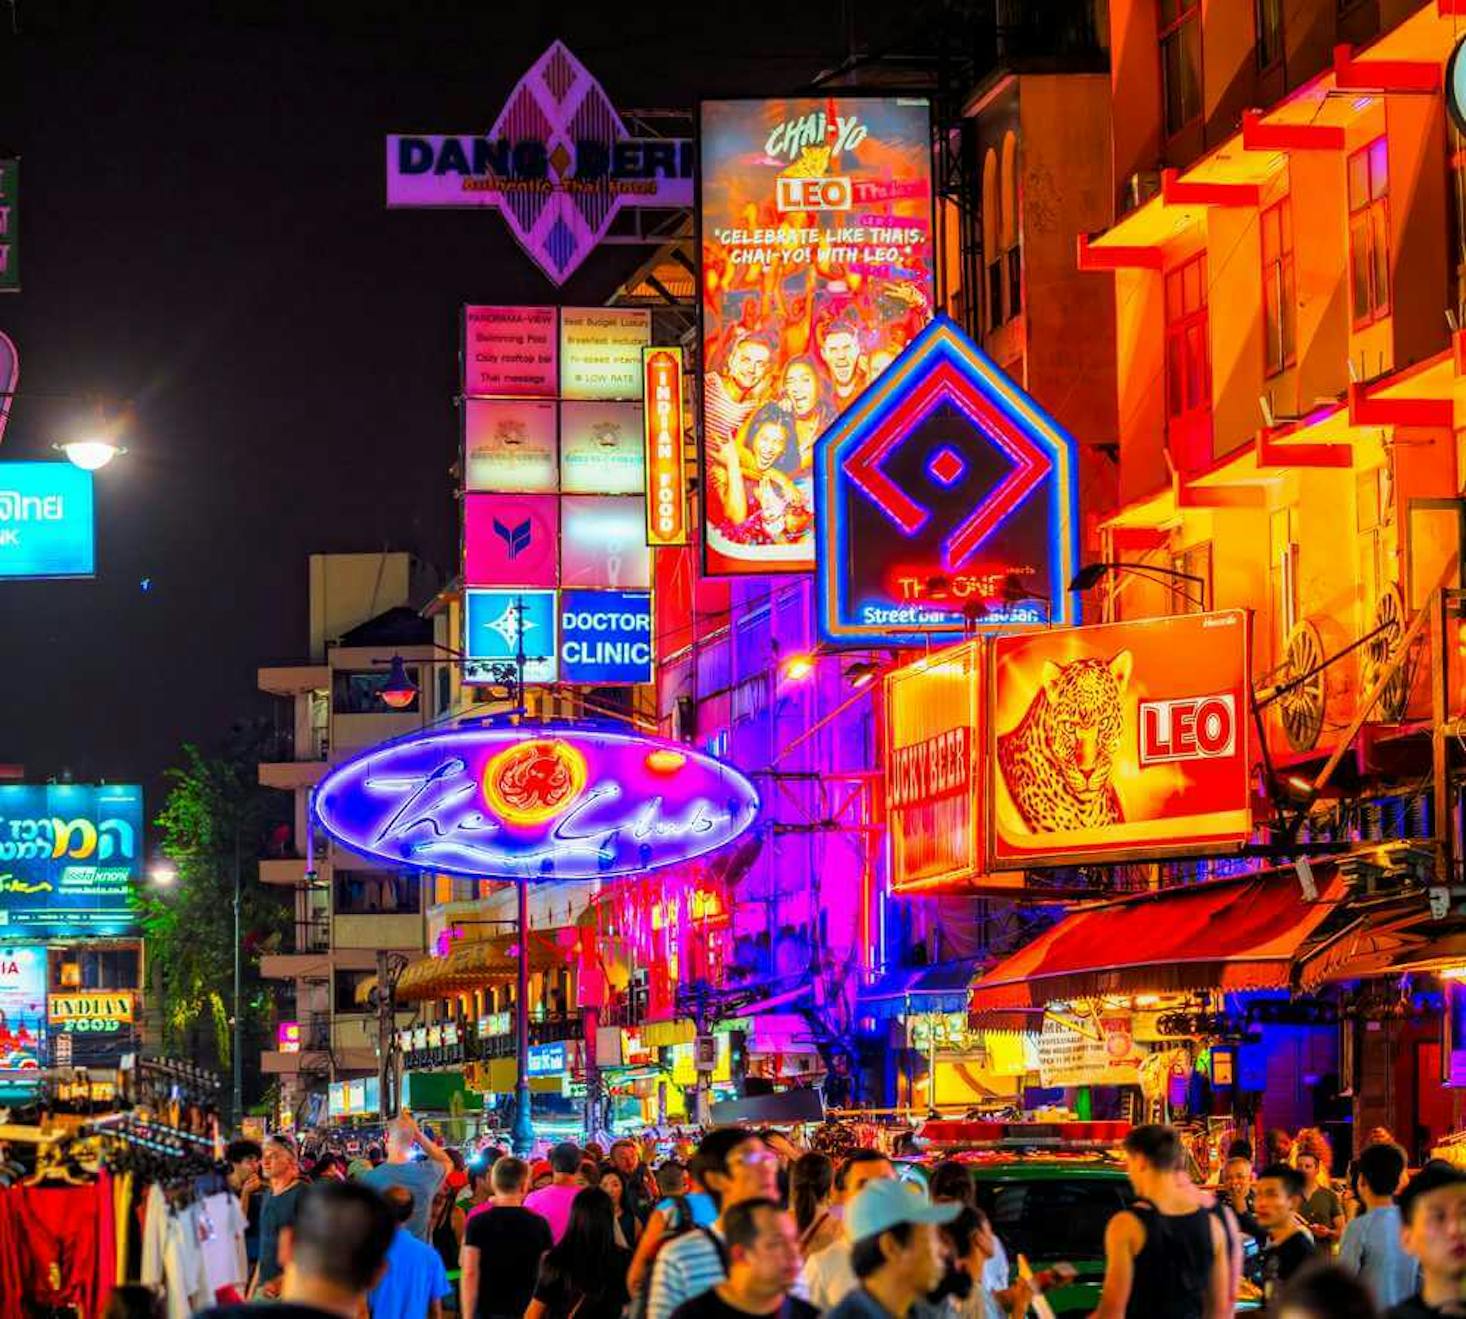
[463,589,557,684]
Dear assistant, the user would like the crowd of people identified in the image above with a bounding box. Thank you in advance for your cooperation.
[92,1115,1466,1319]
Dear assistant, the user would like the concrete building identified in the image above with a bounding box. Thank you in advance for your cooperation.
[255,552,441,1122]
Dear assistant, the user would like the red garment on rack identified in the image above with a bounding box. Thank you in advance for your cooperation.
[0,1180,115,1318]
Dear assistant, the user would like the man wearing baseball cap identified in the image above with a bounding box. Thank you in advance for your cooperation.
[823,1178,959,1319]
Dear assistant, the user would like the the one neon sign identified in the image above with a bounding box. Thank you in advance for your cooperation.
[814,315,1079,647]
[313,721,760,881]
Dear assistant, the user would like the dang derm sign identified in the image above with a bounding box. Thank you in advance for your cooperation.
[313,721,760,881]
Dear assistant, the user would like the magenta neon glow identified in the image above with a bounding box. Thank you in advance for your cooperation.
[312,720,761,881]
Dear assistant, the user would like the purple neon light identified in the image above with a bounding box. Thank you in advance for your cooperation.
[312,720,761,881]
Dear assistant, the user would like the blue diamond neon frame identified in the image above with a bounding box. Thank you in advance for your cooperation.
[814,315,1080,647]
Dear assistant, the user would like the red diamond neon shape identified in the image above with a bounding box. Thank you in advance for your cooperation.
[841,356,1052,571]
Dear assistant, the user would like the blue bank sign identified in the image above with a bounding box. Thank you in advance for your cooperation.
[0,462,95,579]
[0,784,142,937]
[559,589,652,685]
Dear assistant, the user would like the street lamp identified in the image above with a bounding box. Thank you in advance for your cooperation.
[56,438,127,471]
[379,655,418,710]
[148,861,178,886]
[1069,560,1208,609]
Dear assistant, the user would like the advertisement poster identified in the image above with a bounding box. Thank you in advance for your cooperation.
[461,306,557,398]
[462,399,558,492]
[699,96,935,575]
[815,316,1079,647]
[1037,1007,1146,1088]
[561,308,650,400]
[561,496,652,589]
[463,493,559,588]
[0,948,45,1075]
[559,589,653,684]
[560,401,646,494]
[0,462,95,579]
[643,347,688,545]
[463,589,557,684]
[0,784,141,936]
[990,612,1253,868]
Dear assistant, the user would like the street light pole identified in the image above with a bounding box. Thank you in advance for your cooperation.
[512,875,534,1156]
[233,825,243,1128]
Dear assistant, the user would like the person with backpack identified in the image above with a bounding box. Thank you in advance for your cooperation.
[629,1160,718,1303]
[647,1130,780,1319]
[524,1187,631,1319]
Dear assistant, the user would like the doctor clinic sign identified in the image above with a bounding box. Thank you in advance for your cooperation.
[989,612,1253,868]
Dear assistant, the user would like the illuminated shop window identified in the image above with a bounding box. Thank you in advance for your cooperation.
[1159,0,1202,138]
[1261,198,1297,376]
[1348,137,1391,327]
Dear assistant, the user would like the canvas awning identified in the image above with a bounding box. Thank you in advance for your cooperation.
[968,867,1347,1015]
[1300,903,1466,990]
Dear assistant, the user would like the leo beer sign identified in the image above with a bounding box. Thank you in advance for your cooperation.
[989,611,1252,868]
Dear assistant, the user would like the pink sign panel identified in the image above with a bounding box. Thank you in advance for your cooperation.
[463,399,558,493]
[464,493,559,588]
[462,306,557,398]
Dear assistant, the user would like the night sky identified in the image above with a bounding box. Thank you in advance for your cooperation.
[0,1,919,806]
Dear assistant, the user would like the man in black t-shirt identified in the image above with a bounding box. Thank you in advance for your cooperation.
[1385,1163,1466,1319]
[460,1154,554,1319]
[1254,1163,1317,1302]
[669,1199,816,1319]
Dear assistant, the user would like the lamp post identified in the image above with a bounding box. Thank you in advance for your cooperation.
[1069,560,1208,610]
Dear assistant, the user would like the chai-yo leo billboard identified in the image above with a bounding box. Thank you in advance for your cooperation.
[699,96,935,576]
[988,611,1254,869]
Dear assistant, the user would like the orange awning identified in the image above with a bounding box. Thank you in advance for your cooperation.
[969,867,1347,1015]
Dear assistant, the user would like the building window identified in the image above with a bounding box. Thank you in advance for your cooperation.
[53,948,140,990]
[999,132,1021,326]
[1159,0,1202,137]
[1171,542,1213,615]
[332,668,420,715]
[1255,0,1283,70]
[982,148,1001,333]
[1261,199,1297,376]
[1347,137,1390,326]
[1165,253,1210,464]
[334,870,418,915]
[334,970,374,1015]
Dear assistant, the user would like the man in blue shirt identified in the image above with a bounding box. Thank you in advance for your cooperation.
[370,1185,453,1319]
[363,1109,452,1241]
[1339,1142,1418,1309]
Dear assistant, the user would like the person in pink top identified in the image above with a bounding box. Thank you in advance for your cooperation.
[524,1143,583,1243]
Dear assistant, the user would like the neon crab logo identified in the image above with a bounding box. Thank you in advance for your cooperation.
[313,721,760,880]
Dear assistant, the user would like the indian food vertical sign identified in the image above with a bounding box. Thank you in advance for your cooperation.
[698,97,935,575]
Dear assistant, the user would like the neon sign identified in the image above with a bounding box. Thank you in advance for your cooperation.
[814,316,1079,646]
[387,44,692,285]
[313,721,760,881]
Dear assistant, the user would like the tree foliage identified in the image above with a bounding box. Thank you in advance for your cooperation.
[140,725,290,1068]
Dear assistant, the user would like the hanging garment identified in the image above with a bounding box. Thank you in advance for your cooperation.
[140,1181,167,1287]
[159,1201,211,1319]
[8,1182,107,1318]
[196,1191,248,1299]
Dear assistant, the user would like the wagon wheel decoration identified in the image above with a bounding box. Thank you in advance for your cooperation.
[1362,586,1410,722]
[1279,620,1327,751]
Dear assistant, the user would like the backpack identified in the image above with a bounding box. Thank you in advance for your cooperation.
[628,1199,714,1319]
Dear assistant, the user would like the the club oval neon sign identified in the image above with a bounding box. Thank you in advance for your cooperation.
[312,720,761,880]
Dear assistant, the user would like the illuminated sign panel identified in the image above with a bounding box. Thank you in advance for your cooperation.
[314,722,760,881]
[884,642,1001,893]
[699,96,935,576]
[463,589,557,685]
[561,496,651,589]
[462,306,558,398]
[388,44,692,285]
[560,401,645,493]
[643,348,688,545]
[0,461,95,580]
[989,611,1252,868]
[49,992,135,1033]
[463,399,558,493]
[0,784,141,936]
[559,589,653,684]
[463,493,559,588]
[560,309,650,400]
[815,317,1079,647]
[0,949,44,1077]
